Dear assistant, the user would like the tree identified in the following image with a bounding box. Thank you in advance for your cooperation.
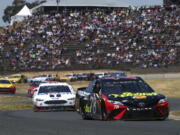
[2,0,40,23]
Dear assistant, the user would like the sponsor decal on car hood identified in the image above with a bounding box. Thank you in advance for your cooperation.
[109,92,158,99]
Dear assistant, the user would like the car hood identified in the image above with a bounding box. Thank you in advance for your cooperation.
[0,84,14,88]
[33,77,47,80]
[107,92,166,107]
[29,86,38,91]
[35,92,75,100]
[6,78,21,82]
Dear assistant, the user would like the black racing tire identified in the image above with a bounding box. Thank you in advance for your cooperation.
[81,112,92,120]
[157,117,167,121]
[101,101,108,120]
[11,92,15,94]
[27,91,30,97]
[33,106,39,112]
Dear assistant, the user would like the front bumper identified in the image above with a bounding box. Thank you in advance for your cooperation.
[106,102,169,120]
[33,100,75,111]
[0,88,15,94]
[34,105,75,111]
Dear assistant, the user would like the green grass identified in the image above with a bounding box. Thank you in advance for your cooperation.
[0,96,31,102]
[0,103,33,111]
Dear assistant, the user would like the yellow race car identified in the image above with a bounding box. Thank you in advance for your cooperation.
[6,74,26,83]
[0,79,16,94]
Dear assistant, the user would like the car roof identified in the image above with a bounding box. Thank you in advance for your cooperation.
[39,82,70,87]
[0,78,11,81]
[100,76,139,81]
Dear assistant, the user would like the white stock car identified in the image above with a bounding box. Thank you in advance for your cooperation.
[33,82,75,111]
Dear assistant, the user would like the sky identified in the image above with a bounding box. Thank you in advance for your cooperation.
[0,0,37,27]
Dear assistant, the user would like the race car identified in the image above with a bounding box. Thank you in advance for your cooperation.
[0,79,16,94]
[33,82,75,111]
[27,74,59,83]
[5,74,27,83]
[28,81,42,97]
[78,77,169,120]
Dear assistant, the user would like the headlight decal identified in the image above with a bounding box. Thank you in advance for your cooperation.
[108,100,124,105]
[158,98,168,104]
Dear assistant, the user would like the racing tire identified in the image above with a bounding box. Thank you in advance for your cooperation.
[157,117,167,121]
[27,91,30,97]
[81,112,92,120]
[101,101,108,121]
[33,106,39,112]
[11,92,15,94]
[19,79,22,83]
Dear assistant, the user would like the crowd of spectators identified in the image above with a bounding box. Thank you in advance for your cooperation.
[0,5,180,71]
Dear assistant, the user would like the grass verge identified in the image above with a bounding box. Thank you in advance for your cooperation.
[0,96,31,102]
[145,78,180,98]
[0,103,33,111]
[171,111,180,117]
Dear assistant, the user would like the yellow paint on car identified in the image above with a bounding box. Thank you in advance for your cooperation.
[0,79,14,88]
[109,92,158,98]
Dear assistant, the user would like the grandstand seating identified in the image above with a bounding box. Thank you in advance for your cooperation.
[0,7,180,72]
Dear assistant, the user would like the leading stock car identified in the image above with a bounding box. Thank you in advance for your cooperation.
[77,77,169,120]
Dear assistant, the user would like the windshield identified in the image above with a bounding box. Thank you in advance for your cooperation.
[102,79,154,95]
[8,76,21,78]
[0,80,11,84]
[38,85,71,94]
[30,81,41,87]
[110,72,126,77]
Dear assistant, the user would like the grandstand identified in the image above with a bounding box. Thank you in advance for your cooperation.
[0,1,180,73]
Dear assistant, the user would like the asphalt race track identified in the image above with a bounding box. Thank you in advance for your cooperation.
[0,98,180,135]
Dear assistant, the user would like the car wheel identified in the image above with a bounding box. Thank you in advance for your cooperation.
[81,112,91,120]
[33,106,39,112]
[19,79,22,83]
[101,101,108,120]
[11,92,15,94]
[157,117,167,121]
